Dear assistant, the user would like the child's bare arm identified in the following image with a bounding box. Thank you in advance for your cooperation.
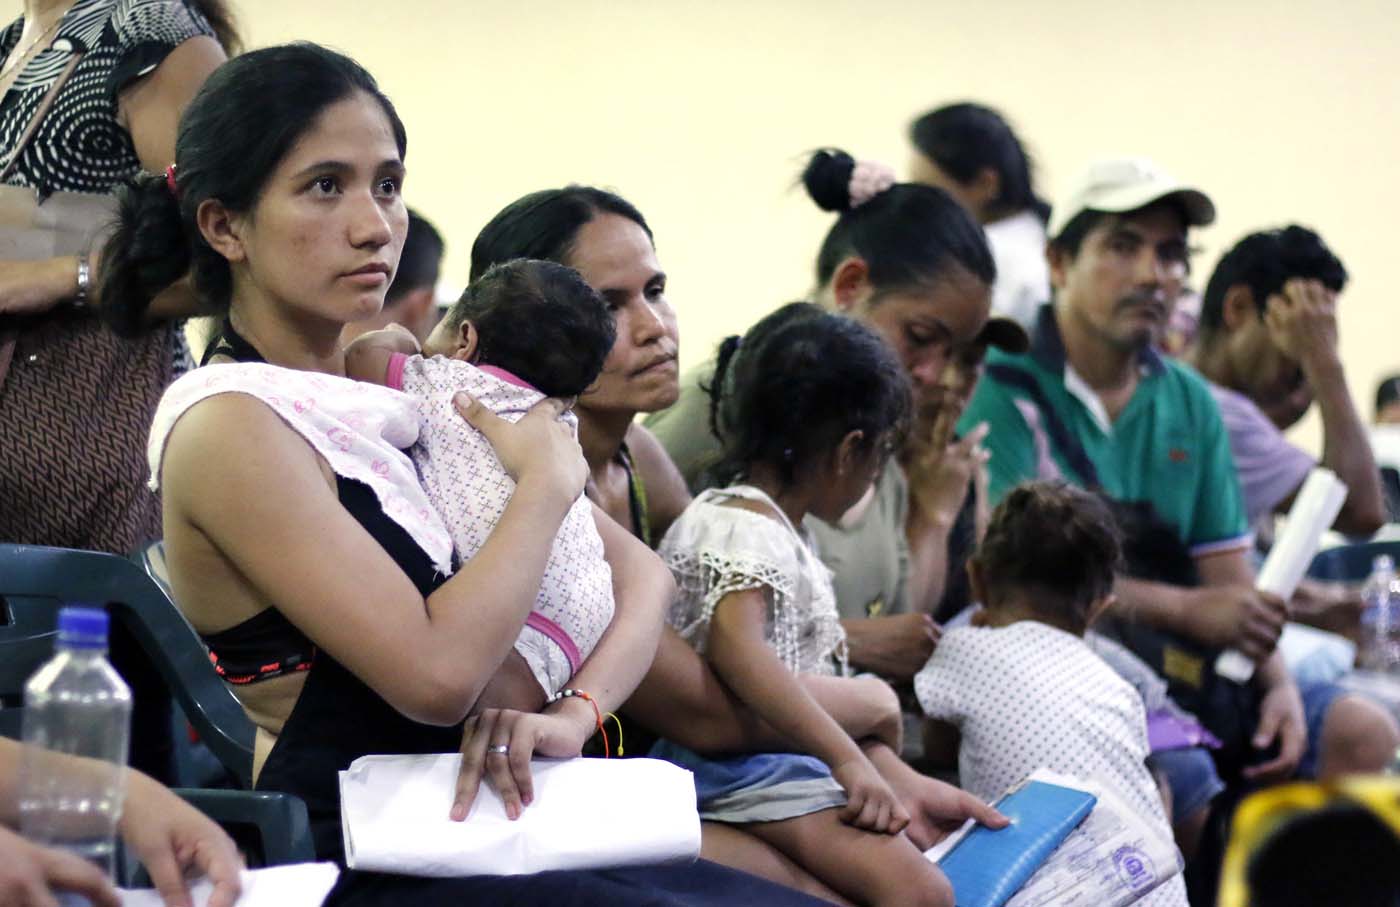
[709,590,909,833]
[709,590,861,768]
[800,673,902,753]
[623,633,900,756]
[344,325,420,385]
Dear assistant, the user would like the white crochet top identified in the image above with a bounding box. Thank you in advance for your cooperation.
[658,485,849,676]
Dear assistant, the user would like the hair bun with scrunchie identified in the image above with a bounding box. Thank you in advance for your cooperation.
[802,149,856,212]
[802,148,896,212]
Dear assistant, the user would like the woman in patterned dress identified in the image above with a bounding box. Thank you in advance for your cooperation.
[0,0,235,783]
[0,0,234,553]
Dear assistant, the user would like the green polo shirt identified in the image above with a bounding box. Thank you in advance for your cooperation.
[959,305,1250,557]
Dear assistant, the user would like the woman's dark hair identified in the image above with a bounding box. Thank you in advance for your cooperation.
[1200,225,1348,333]
[470,187,653,282]
[98,42,406,336]
[1378,375,1400,418]
[975,481,1122,630]
[802,149,995,298]
[909,102,1050,224]
[440,259,615,399]
[192,0,242,54]
[708,308,911,487]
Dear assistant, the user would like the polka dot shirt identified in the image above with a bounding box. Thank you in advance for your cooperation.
[916,622,1186,905]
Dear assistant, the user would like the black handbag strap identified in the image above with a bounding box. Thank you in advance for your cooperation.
[985,362,1103,488]
[0,42,89,386]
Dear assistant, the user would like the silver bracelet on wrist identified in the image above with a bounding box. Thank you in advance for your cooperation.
[72,253,90,309]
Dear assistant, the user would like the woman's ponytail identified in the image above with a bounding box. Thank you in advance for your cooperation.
[97,172,192,337]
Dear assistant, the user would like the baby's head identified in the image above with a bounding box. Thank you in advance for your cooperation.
[425,259,615,398]
[971,481,1122,635]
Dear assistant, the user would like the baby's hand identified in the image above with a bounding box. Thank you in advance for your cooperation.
[832,755,910,835]
[344,326,421,384]
[352,324,421,355]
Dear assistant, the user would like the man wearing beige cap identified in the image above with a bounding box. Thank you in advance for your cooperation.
[959,158,1397,846]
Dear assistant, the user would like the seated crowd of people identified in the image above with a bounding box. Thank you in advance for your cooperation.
[4,3,1400,906]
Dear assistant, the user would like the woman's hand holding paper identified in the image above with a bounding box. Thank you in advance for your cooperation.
[451,705,596,822]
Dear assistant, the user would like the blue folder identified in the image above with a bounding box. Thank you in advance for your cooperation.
[938,779,1097,907]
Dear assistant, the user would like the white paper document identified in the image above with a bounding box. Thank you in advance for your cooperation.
[926,770,1181,907]
[339,753,701,876]
[1003,783,1181,907]
[119,863,340,907]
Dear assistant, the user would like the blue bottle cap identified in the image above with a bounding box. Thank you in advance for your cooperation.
[57,606,109,649]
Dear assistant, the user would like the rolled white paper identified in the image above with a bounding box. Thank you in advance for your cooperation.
[1216,468,1348,683]
[340,754,701,876]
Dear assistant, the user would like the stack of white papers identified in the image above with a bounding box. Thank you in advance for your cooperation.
[339,754,701,876]
[1003,782,1180,907]
[119,863,340,907]
[927,770,1181,907]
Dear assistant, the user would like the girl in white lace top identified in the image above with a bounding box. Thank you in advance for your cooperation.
[655,306,955,906]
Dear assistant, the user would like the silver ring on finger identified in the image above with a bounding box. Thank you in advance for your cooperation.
[487,743,510,756]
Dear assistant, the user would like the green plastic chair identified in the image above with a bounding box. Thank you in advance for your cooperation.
[116,787,316,883]
[2,544,318,868]
[178,788,314,864]
[0,543,255,787]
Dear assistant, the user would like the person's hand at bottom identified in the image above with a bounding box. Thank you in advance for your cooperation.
[0,825,119,907]
[1243,681,1307,784]
[119,771,243,907]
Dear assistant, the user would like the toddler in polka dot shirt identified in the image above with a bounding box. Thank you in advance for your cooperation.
[915,480,1187,907]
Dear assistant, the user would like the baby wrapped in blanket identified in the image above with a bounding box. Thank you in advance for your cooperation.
[346,259,618,697]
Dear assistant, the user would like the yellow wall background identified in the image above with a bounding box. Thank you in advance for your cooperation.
[239,0,1400,453]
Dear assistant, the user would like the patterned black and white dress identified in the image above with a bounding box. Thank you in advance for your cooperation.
[0,0,214,193]
[0,0,212,554]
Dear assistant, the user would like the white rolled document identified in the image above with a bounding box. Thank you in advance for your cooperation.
[1216,468,1348,683]
[339,754,701,876]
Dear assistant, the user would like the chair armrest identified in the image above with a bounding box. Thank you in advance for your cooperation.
[174,788,316,866]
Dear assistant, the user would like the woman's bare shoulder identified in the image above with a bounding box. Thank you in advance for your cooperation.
[161,392,329,503]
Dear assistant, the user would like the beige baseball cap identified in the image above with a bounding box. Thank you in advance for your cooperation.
[1048,157,1216,240]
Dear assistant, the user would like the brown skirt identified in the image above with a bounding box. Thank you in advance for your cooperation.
[0,309,172,554]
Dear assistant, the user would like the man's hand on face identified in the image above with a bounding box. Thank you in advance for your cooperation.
[1264,278,1341,370]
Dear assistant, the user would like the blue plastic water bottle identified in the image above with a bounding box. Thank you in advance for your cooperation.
[18,606,133,896]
